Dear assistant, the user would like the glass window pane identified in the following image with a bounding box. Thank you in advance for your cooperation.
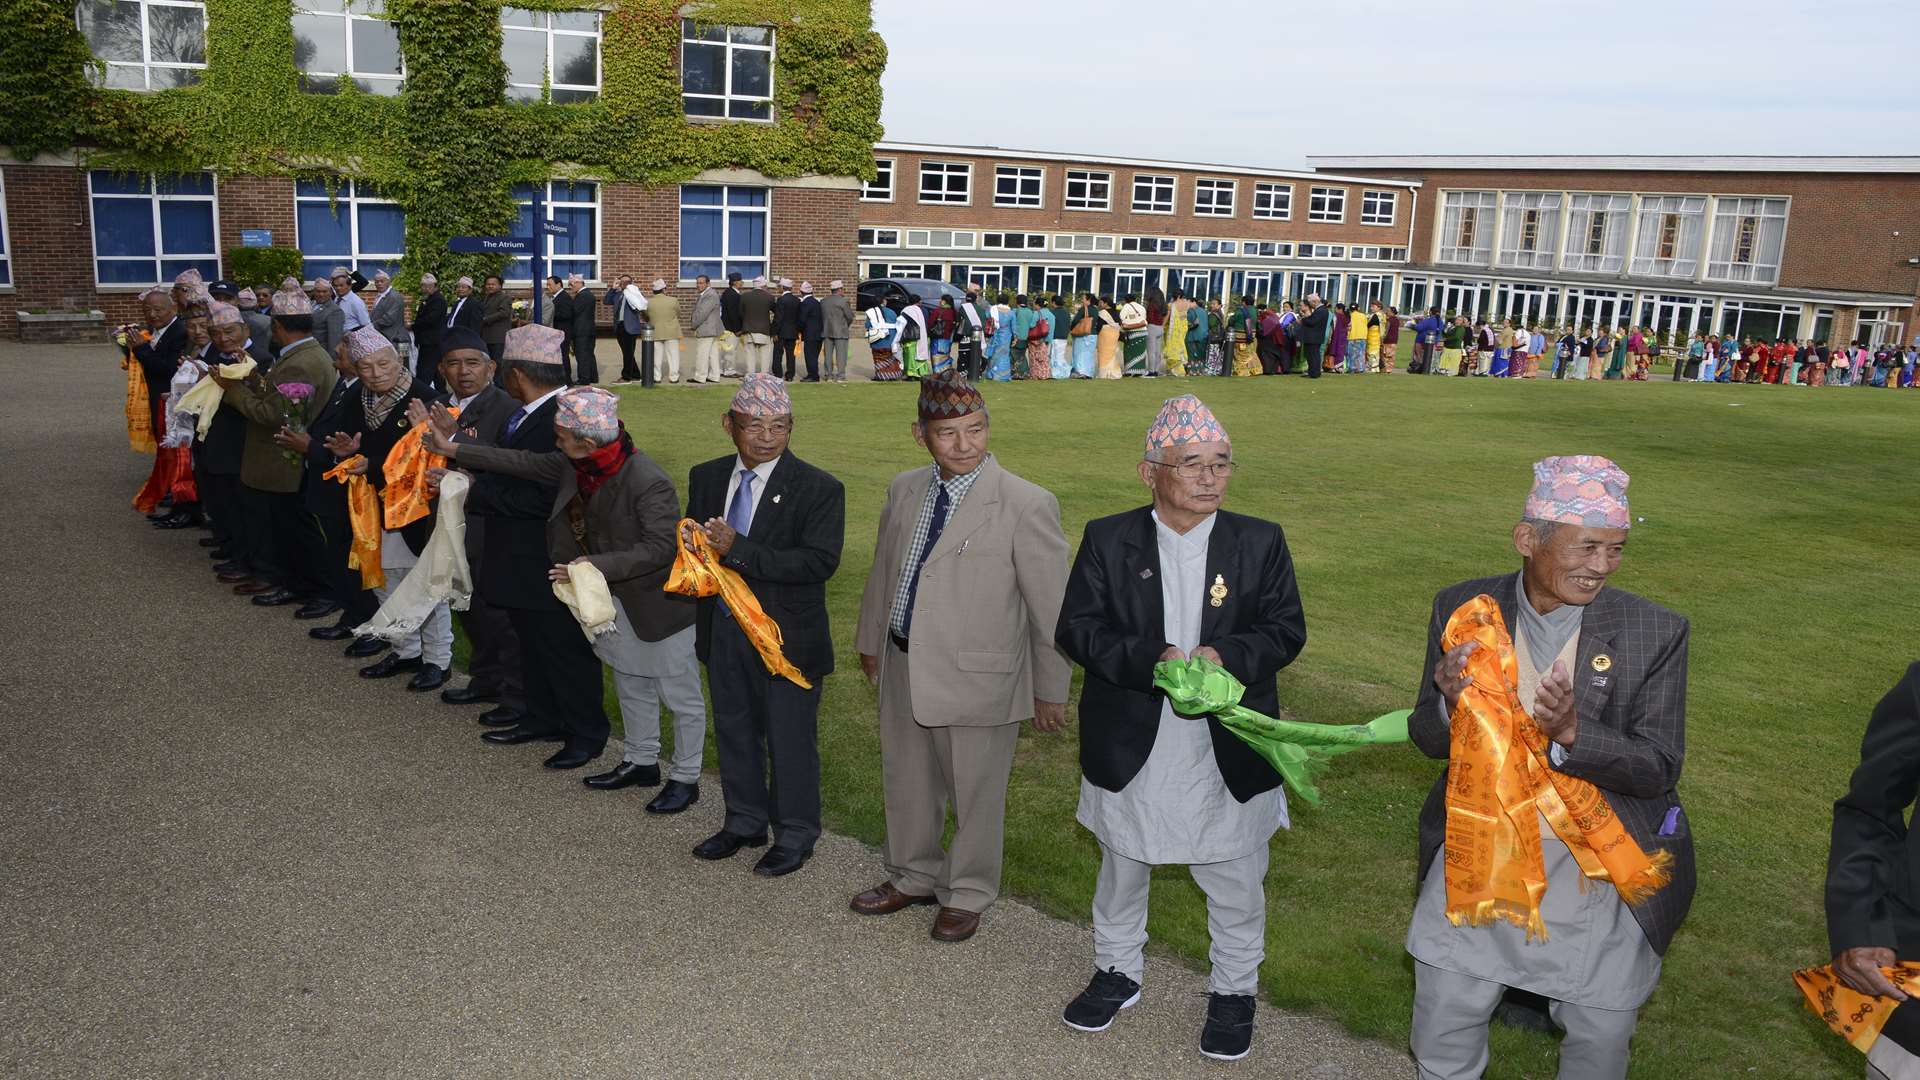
[682,42,723,94]
[680,208,722,257]
[550,87,594,103]
[726,186,765,207]
[155,172,212,196]
[302,0,346,11]
[550,11,596,32]
[727,99,769,121]
[552,33,596,87]
[681,185,722,206]
[506,84,541,103]
[500,7,538,27]
[725,259,764,280]
[297,202,352,256]
[91,170,150,195]
[556,181,595,201]
[510,182,537,200]
[680,259,722,280]
[357,203,406,253]
[552,207,594,255]
[103,65,147,90]
[93,200,156,256]
[685,20,724,42]
[729,26,769,45]
[549,258,593,279]
[502,27,544,85]
[151,66,201,89]
[352,18,401,75]
[513,204,535,237]
[292,12,345,73]
[147,4,206,64]
[157,201,213,254]
[682,95,722,116]
[99,259,159,283]
[731,49,768,98]
[295,178,332,197]
[161,257,219,281]
[727,212,765,257]
[78,1,142,62]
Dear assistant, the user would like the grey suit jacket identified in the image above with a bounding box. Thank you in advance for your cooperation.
[689,287,722,336]
[854,457,1071,726]
[821,295,854,339]
[370,288,408,345]
[311,300,344,362]
[1410,573,1695,955]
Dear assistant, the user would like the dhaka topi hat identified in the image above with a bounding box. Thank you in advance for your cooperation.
[172,268,204,288]
[271,288,314,316]
[800,281,814,296]
[236,287,257,308]
[917,370,986,427]
[556,387,619,435]
[456,275,474,289]
[280,275,301,292]
[730,373,792,418]
[420,272,437,286]
[752,275,767,288]
[208,301,245,328]
[440,326,488,356]
[504,323,566,366]
[331,266,352,279]
[652,278,668,292]
[308,278,330,293]
[345,325,397,365]
[183,284,212,306]
[1145,394,1229,453]
[1524,455,1631,530]
[778,277,793,288]
[828,280,843,291]
[373,270,391,282]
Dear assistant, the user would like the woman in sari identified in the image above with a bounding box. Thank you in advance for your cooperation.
[1006,294,1035,379]
[1200,299,1228,377]
[1604,325,1628,380]
[1143,287,1167,375]
[1364,301,1385,373]
[1326,303,1348,374]
[1118,294,1149,376]
[926,297,957,373]
[1440,317,1470,377]
[1164,291,1191,378]
[900,301,931,378]
[986,295,1014,381]
[1027,297,1054,380]
[1231,297,1261,377]
[140,303,210,522]
[1068,293,1098,379]
[1094,298,1123,379]
[865,303,903,381]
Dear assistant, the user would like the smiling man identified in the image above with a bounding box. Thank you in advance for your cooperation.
[1406,455,1695,1080]
[850,372,1071,943]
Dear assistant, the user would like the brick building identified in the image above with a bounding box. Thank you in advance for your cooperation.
[1301,156,1920,346]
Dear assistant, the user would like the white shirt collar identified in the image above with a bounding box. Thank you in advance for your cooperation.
[733,454,779,483]
[517,385,566,417]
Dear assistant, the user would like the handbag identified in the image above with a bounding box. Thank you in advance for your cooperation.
[1026,320,1050,342]
[1070,316,1094,336]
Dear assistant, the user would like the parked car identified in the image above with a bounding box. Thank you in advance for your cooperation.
[857,276,968,313]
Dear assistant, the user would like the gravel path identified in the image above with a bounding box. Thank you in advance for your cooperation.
[0,343,1412,1079]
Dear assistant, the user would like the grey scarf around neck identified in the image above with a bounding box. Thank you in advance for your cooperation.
[1512,571,1584,670]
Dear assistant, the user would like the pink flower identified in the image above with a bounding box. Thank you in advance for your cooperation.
[276,382,316,402]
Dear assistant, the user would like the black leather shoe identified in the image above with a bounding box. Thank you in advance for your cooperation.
[309,624,355,641]
[214,567,250,581]
[482,725,565,746]
[345,636,389,658]
[647,780,699,814]
[206,548,233,561]
[198,537,222,548]
[583,761,660,790]
[692,830,768,861]
[153,510,201,529]
[477,705,526,727]
[543,745,601,770]
[293,599,340,621]
[250,588,299,607]
[440,683,499,705]
[753,845,813,877]
[359,653,421,679]
[406,664,449,692]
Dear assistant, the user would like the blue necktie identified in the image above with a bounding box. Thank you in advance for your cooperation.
[503,408,525,441]
[899,483,950,639]
[727,469,755,535]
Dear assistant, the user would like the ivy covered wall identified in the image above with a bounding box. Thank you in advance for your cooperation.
[0,0,885,285]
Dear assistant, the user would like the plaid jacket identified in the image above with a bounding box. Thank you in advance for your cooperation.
[1410,574,1697,955]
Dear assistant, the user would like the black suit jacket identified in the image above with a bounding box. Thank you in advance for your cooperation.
[298,374,357,516]
[720,287,743,333]
[774,292,801,337]
[339,381,443,555]
[568,289,597,342]
[465,394,562,611]
[446,294,483,335]
[1828,663,1920,956]
[1056,507,1308,803]
[200,339,274,475]
[1409,574,1696,955]
[1294,305,1331,347]
[133,318,186,415]
[685,451,844,681]
[800,296,824,339]
[448,383,518,565]
[412,291,447,369]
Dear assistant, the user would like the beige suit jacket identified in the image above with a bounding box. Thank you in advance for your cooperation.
[855,457,1071,727]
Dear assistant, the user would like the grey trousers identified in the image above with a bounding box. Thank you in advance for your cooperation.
[1092,841,1268,995]
[877,640,1020,913]
[606,658,707,784]
[371,564,453,668]
[825,337,850,379]
[1411,959,1638,1080]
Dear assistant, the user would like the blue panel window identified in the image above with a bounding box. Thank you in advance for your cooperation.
[294,179,404,279]
[678,184,767,283]
[88,170,218,286]
[507,181,599,282]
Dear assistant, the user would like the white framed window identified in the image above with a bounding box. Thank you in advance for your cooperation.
[1193,178,1236,217]
[502,8,600,103]
[1180,239,1238,256]
[680,19,772,120]
[1717,298,1800,342]
[863,158,894,202]
[1300,243,1345,259]
[980,231,1045,250]
[1119,236,1177,254]
[1131,173,1175,214]
[1438,190,1498,266]
[1064,169,1111,211]
[867,263,943,280]
[1360,190,1397,226]
[918,161,971,205]
[1857,307,1904,347]
[1052,234,1116,253]
[295,177,403,279]
[507,181,598,283]
[1497,191,1561,270]
[89,170,218,285]
[1630,195,1708,279]
[294,0,402,96]
[0,172,10,287]
[857,227,899,247]
[76,0,206,90]
[1308,186,1346,223]
[1251,182,1291,221]
[677,184,767,282]
[1039,266,1079,297]
[1244,241,1292,258]
[1706,196,1788,284]
[1564,193,1632,273]
[904,229,976,250]
[993,165,1044,208]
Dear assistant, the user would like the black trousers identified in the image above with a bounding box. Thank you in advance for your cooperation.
[616,327,640,381]
[1257,341,1283,375]
[1301,343,1323,377]
[707,612,821,849]
[201,470,242,554]
[316,504,376,624]
[458,592,525,711]
[775,336,798,380]
[572,336,599,384]
[802,337,822,381]
[507,604,608,752]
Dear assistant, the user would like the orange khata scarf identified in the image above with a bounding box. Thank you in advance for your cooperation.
[1441,594,1672,939]
[324,455,385,591]
[1795,962,1920,1054]
[122,334,156,454]
[664,518,811,689]
[379,410,455,531]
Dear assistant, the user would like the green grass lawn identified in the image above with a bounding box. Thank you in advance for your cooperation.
[600,371,1913,1078]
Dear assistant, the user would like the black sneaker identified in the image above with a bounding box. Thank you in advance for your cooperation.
[1062,967,1141,1033]
[1199,992,1256,1061]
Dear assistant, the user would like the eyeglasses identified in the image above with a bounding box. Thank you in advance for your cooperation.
[738,421,791,436]
[1147,459,1235,479]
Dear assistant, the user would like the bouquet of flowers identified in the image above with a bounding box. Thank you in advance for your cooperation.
[277,381,316,463]
[511,298,530,325]
[112,322,148,350]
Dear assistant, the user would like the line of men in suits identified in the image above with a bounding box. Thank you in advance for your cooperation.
[130,291,1696,1072]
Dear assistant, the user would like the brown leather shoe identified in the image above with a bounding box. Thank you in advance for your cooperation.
[931,906,980,943]
[233,580,274,595]
[849,882,936,916]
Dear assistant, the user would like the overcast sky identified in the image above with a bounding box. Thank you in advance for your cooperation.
[873,0,1919,170]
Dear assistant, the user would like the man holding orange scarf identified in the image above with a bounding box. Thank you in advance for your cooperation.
[1406,455,1694,1080]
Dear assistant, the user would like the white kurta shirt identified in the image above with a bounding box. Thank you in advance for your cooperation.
[1076,510,1288,865]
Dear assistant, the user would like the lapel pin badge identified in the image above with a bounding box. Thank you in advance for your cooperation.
[771,493,782,504]
[1209,573,1228,608]
[1139,568,1154,580]
[1591,653,1612,673]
